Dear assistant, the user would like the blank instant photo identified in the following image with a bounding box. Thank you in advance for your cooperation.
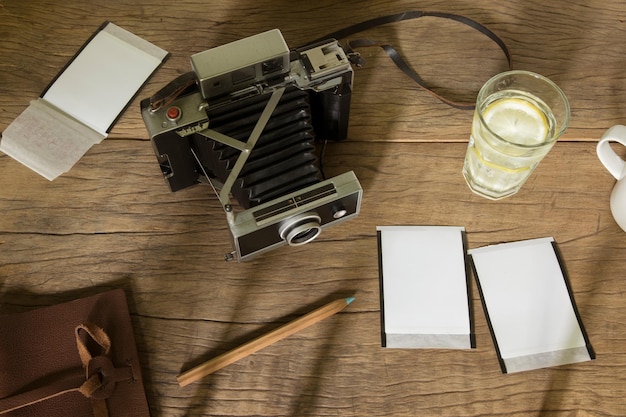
[0,22,168,180]
[377,226,474,349]
[469,237,594,373]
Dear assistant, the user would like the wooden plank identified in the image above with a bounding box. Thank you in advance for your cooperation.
[1,0,625,141]
[2,1,626,416]
[2,139,625,415]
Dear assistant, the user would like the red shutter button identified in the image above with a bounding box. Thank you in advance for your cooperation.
[166,106,181,121]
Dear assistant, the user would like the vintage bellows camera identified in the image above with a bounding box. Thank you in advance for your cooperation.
[141,29,362,261]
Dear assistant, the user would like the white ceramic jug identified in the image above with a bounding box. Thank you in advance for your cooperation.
[597,125,626,232]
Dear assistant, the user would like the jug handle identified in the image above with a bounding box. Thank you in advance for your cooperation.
[597,125,626,180]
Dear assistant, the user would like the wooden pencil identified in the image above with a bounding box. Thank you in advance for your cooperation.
[176,296,356,387]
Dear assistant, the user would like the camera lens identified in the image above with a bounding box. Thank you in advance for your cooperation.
[290,225,320,244]
[279,213,322,246]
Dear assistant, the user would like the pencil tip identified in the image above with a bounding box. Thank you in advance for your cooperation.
[345,296,356,305]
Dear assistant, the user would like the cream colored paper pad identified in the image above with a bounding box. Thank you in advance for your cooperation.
[0,22,168,180]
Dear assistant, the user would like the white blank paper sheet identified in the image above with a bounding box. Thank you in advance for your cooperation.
[0,22,168,180]
[469,237,594,373]
[42,26,165,136]
[377,226,473,349]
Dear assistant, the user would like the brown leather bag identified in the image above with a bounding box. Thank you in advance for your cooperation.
[0,289,151,417]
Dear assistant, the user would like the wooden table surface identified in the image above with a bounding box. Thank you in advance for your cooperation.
[2,1,626,416]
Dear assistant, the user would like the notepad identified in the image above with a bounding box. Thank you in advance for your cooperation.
[377,226,473,349]
[0,22,169,180]
[469,237,594,373]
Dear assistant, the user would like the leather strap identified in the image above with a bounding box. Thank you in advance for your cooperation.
[305,10,512,109]
[0,323,135,417]
[148,11,510,112]
[0,371,87,415]
[149,71,196,111]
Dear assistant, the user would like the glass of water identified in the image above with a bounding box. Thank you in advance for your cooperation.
[462,70,570,200]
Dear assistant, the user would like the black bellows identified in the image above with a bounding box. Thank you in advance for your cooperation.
[191,87,322,209]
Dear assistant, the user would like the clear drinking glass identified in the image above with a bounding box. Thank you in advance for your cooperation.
[462,70,570,200]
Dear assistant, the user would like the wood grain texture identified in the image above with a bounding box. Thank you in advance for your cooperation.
[1,1,626,416]
[176,297,355,386]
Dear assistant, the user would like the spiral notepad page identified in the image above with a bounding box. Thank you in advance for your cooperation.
[377,226,473,349]
[469,237,594,373]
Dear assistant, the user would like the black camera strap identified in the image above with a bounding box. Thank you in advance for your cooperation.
[305,10,512,110]
[148,71,196,111]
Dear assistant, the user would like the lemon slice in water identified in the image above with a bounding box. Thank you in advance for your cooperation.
[483,97,550,145]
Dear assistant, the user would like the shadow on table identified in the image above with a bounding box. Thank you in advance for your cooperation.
[179,280,358,416]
